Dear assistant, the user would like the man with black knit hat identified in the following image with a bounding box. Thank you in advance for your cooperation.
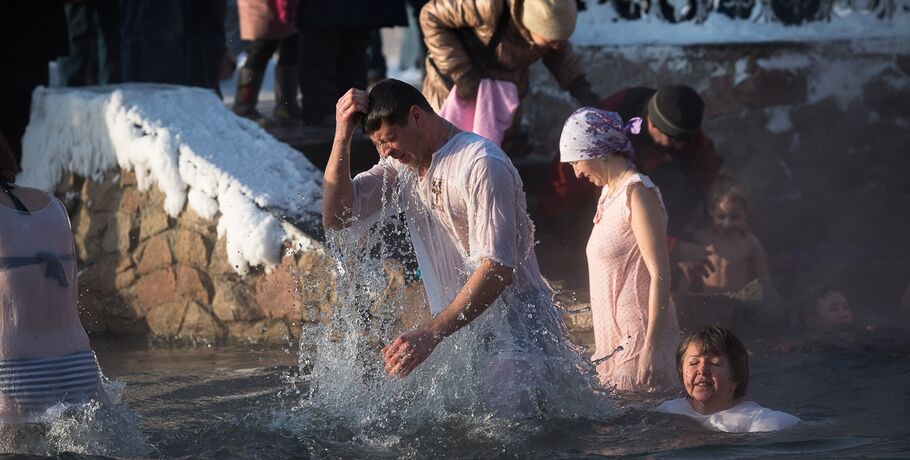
[645,85,705,150]
[539,84,722,286]
[627,85,719,239]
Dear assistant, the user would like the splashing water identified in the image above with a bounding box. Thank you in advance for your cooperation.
[280,161,614,451]
[0,378,150,457]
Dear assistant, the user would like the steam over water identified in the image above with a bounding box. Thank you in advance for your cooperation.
[7,161,910,458]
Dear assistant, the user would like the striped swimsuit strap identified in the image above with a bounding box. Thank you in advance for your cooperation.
[0,351,102,410]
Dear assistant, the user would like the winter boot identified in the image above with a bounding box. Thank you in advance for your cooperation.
[273,65,301,124]
[232,67,264,119]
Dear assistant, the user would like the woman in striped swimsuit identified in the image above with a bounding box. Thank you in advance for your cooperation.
[0,133,109,423]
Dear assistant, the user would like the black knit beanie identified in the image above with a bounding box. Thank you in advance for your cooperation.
[647,85,704,139]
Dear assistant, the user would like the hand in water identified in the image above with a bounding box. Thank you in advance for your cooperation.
[382,327,441,378]
[637,345,663,391]
[335,88,369,139]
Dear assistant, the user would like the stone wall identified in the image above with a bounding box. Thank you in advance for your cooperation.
[62,170,430,344]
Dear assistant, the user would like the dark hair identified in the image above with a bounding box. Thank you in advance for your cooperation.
[799,285,839,323]
[362,79,434,134]
[0,132,18,183]
[676,326,750,399]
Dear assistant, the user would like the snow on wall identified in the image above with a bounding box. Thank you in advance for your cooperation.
[578,38,908,113]
[19,84,324,275]
[573,2,910,45]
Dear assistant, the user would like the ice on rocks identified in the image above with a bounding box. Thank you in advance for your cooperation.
[19,84,323,275]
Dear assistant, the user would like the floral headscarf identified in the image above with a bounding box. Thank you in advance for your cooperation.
[559,108,642,163]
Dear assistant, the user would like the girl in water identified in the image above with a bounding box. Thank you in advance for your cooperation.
[692,181,769,294]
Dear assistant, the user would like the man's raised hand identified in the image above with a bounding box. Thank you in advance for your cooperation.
[335,88,369,139]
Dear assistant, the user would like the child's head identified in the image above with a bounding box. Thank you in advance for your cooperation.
[800,286,855,331]
[709,182,750,236]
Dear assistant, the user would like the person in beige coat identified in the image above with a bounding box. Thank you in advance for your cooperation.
[420,0,600,154]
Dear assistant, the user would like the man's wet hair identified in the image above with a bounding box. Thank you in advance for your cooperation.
[676,326,750,399]
[0,132,18,183]
[362,79,434,135]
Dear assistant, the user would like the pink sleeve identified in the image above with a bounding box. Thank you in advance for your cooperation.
[465,157,519,269]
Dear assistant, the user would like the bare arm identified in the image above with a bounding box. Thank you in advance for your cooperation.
[628,184,672,385]
[426,259,513,339]
[383,258,513,377]
[322,89,368,230]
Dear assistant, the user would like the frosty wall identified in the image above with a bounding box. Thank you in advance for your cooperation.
[19,85,429,343]
[525,37,910,311]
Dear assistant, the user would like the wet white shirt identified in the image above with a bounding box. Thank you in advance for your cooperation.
[656,397,800,433]
[351,131,551,314]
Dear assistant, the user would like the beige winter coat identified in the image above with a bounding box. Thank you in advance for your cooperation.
[419,0,587,111]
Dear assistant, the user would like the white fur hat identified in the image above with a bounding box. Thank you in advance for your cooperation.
[521,0,578,41]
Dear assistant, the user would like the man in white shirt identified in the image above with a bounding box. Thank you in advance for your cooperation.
[322,79,595,417]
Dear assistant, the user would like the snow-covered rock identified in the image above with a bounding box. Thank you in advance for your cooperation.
[20,84,323,275]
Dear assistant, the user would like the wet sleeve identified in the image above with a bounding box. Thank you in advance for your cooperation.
[351,160,398,228]
[464,156,519,269]
[750,409,801,432]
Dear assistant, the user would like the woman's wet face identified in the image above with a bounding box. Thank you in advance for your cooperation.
[809,291,854,330]
[682,343,738,413]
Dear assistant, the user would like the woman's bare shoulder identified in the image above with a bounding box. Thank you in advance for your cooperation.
[0,184,52,211]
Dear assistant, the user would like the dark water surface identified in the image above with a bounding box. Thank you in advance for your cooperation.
[2,339,909,459]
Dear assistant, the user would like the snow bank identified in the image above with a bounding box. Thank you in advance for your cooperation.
[20,84,323,275]
[573,3,910,45]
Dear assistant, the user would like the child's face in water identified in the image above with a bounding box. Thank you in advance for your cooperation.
[711,198,748,236]
[808,291,855,330]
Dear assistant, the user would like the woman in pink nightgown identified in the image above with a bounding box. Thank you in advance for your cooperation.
[559,108,680,393]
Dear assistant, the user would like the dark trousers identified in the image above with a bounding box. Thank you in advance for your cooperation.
[367,29,386,81]
[0,1,69,166]
[120,0,226,95]
[57,0,122,86]
[244,35,298,72]
[298,27,370,125]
